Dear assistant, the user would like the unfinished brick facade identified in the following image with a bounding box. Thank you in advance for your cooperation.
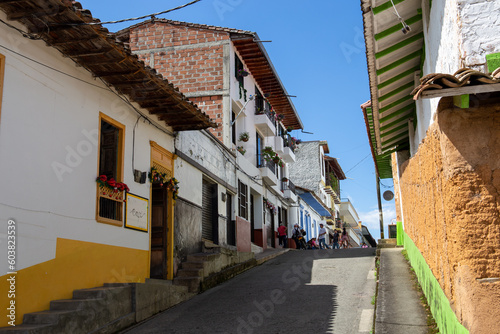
[397,96,500,333]
[128,22,229,139]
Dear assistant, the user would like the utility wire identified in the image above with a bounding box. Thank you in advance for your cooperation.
[0,18,40,39]
[0,43,108,90]
[65,0,203,26]
[345,153,371,174]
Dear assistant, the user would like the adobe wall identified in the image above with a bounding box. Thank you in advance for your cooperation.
[398,96,500,333]
[129,22,228,139]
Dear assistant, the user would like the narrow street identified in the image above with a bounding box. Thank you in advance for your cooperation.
[122,248,377,334]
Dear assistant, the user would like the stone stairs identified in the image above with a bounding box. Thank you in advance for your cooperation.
[173,242,255,293]
[0,281,194,333]
[173,252,220,293]
[377,238,400,248]
[0,284,134,333]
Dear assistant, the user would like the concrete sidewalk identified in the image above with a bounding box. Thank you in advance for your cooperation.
[376,247,428,333]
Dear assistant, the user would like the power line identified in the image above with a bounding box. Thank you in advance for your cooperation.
[63,0,203,26]
[345,153,371,174]
[0,43,108,90]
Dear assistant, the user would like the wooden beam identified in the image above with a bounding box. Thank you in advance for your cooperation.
[8,6,66,20]
[420,83,500,99]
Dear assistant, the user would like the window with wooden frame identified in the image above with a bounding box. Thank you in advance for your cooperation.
[238,180,248,220]
[96,113,125,226]
[0,53,5,122]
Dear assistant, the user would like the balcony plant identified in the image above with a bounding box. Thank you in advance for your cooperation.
[262,146,285,167]
[281,177,288,182]
[238,68,249,77]
[276,114,285,122]
[237,146,246,155]
[96,175,130,202]
[263,197,277,215]
[238,132,250,142]
[148,166,179,200]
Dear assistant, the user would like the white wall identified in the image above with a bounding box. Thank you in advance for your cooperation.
[413,0,500,154]
[0,15,174,272]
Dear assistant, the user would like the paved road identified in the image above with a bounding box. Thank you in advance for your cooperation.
[123,248,377,334]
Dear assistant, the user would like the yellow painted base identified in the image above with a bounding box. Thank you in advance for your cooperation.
[0,238,148,326]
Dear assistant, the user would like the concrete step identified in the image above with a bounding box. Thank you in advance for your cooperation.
[23,310,74,325]
[0,323,53,333]
[378,238,399,248]
[72,286,113,299]
[173,276,201,293]
[176,268,203,278]
[49,298,102,311]
[187,252,220,262]
[181,261,205,270]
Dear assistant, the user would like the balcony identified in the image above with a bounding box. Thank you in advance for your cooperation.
[257,155,278,186]
[324,186,341,204]
[281,134,297,163]
[282,179,297,202]
[275,136,284,154]
[255,97,276,136]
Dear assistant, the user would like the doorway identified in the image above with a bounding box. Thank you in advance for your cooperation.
[150,183,168,279]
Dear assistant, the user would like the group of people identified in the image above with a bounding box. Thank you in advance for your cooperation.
[277,223,350,250]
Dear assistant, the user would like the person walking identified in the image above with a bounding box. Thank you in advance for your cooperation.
[332,230,340,249]
[318,223,330,249]
[277,223,288,248]
[292,224,305,250]
[341,227,349,249]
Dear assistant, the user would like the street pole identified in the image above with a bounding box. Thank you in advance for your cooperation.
[376,172,385,239]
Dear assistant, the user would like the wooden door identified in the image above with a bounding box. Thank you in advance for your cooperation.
[202,180,218,243]
[150,184,168,279]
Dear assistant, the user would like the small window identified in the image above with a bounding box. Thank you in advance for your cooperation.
[0,53,5,122]
[255,86,264,114]
[256,132,263,167]
[97,114,125,226]
[238,180,248,219]
[235,53,244,87]
[231,110,238,145]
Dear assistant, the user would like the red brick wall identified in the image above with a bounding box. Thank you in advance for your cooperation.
[129,22,228,138]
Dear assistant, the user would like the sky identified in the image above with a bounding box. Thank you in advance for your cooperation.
[80,0,397,240]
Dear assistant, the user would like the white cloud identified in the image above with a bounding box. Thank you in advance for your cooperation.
[358,204,397,241]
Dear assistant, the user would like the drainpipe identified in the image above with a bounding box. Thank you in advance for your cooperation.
[376,172,385,239]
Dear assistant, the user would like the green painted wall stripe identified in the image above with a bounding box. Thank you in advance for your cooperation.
[382,133,407,147]
[399,229,469,334]
[374,14,423,40]
[376,50,422,76]
[376,32,424,59]
[380,107,413,130]
[379,81,415,102]
[372,0,405,15]
[380,123,407,137]
[378,66,420,89]
[379,95,412,113]
[380,103,414,123]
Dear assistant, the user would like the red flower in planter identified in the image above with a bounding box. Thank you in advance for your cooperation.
[108,178,116,187]
[99,175,107,182]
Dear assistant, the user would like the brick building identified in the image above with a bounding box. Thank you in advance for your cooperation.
[118,20,304,263]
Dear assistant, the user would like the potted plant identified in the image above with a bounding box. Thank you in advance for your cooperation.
[276,114,285,122]
[236,146,246,155]
[281,177,288,182]
[238,68,249,77]
[238,132,250,142]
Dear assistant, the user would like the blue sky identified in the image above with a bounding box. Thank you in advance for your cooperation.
[80,0,396,240]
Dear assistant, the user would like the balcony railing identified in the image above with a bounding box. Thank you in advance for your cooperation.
[282,134,295,153]
[281,179,296,194]
[255,96,276,127]
[257,154,277,175]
